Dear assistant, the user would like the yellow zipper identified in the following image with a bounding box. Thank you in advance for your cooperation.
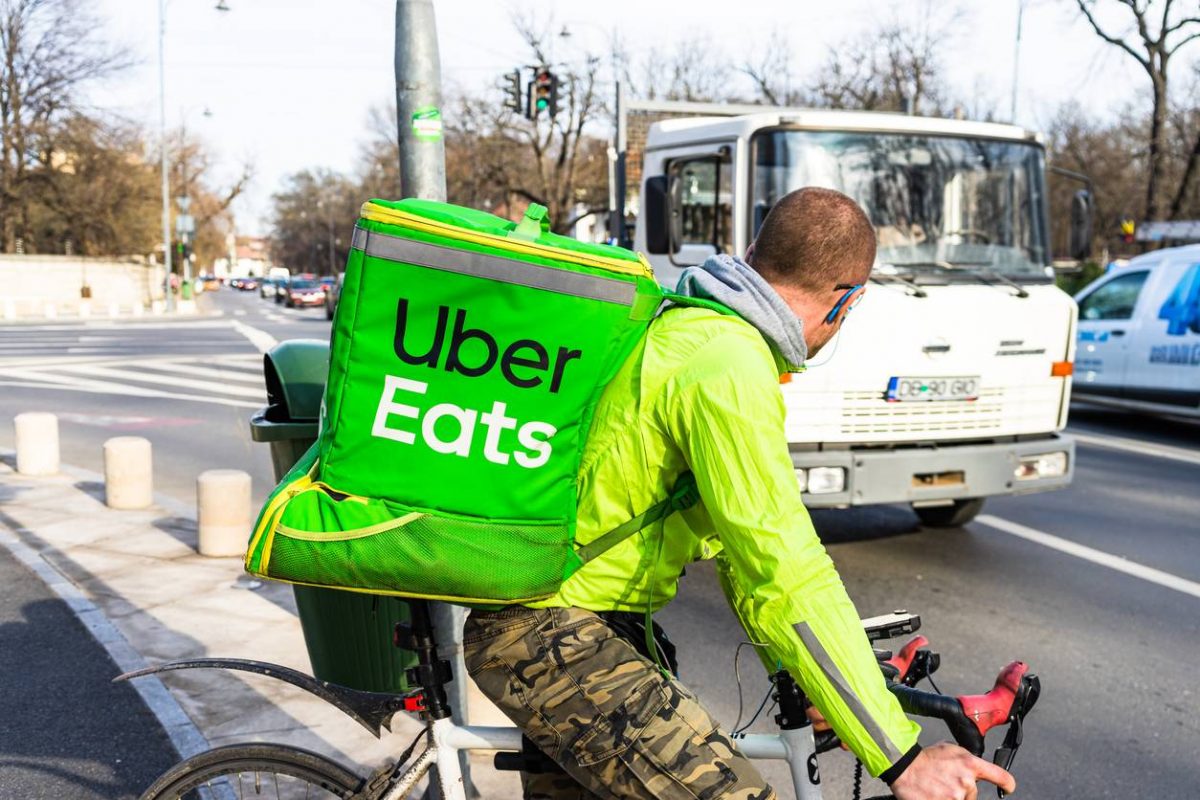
[276,511,425,541]
[260,574,554,606]
[359,202,653,279]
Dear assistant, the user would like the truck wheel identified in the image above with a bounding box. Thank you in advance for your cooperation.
[914,498,985,528]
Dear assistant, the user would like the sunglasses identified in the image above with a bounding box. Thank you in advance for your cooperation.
[824,283,865,325]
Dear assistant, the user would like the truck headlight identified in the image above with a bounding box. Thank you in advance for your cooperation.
[1014,452,1068,480]
[807,467,846,494]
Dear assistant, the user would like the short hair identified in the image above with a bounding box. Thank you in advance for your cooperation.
[750,187,876,293]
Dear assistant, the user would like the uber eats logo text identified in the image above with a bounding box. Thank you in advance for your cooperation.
[370,298,584,469]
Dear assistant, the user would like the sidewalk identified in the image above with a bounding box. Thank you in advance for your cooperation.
[0,455,518,796]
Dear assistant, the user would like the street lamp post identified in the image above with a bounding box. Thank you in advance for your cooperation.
[158,0,172,311]
[159,1,229,312]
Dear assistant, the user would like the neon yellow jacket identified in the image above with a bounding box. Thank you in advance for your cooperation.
[530,305,921,779]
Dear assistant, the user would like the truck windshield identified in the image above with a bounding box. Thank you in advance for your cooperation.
[752,130,1051,279]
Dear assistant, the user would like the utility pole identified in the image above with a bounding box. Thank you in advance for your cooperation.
[393,2,471,794]
[1011,0,1025,123]
[395,0,446,202]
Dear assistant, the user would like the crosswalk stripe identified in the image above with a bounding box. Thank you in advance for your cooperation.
[137,361,265,384]
[50,363,266,399]
[0,376,262,409]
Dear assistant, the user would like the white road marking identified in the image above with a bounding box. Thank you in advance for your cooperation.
[229,319,278,354]
[0,377,262,409]
[0,321,230,333]
[976,514,1200,600]
[137,360,264,384]
[1069,430,1200,467]
[51,363,265,398]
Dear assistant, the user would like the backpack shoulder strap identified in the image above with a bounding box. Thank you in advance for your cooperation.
[659,291,739,318]
[575,472,700,565]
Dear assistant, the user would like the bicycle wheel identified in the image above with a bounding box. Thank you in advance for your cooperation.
[140,742,364,799]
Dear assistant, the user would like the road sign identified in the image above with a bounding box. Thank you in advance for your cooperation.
[1136,220,1200,242]
[175,196,191,213]
[175,214,195,234]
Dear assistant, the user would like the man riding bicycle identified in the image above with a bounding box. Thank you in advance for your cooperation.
[464,188,1016,800]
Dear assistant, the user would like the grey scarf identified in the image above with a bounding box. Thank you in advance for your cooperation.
[674,254,808,369]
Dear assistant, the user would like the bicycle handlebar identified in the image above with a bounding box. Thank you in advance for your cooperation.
[809,660,1040,763]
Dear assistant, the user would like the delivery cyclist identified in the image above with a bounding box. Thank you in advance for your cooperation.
[463,188,1016,800]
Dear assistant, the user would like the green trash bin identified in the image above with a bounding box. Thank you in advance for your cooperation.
[249,339,415,693]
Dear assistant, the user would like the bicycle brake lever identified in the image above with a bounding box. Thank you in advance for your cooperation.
[993,714,1021,798]
[994,672,1040,799]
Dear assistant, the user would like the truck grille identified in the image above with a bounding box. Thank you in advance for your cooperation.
[839,388,1008,435]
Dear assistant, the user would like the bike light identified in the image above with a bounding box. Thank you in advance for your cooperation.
[1014,451,1068,480]
[794,469,807,493]
[807,467,846,494]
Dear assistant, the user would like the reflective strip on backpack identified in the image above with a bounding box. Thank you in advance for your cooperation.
[351,226,638,306]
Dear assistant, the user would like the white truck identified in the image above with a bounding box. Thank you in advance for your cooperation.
[621,102,1086,526]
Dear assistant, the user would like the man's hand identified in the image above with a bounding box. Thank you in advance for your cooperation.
[890,743,1016,800]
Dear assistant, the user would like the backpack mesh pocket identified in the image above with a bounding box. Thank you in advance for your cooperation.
[264,512,572,602]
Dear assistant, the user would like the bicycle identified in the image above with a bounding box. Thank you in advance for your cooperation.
[119,603,1040,800]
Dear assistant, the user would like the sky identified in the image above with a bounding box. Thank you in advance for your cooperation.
[85,0,1188,236]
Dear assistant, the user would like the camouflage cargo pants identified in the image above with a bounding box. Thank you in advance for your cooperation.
[463,605,775,800]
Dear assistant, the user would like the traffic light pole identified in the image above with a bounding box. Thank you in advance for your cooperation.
[393,3,472,794]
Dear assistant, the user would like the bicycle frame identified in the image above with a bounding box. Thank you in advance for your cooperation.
[383,718,825,800]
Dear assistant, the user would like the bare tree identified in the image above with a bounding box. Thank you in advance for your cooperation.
[808,7,959,115]
[741,33,805,106]
[1073,0,1200,220]
[1167,62,1200,218]
[618,32,738,103]
[0,0,127,252]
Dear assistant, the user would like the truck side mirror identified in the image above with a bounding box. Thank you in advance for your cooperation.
[1069,189,1093,261]
[643,175,671,254]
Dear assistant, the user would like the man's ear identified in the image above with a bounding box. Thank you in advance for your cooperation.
[744,242,756,264]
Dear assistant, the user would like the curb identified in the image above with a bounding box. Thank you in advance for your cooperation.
[0,451,210,762]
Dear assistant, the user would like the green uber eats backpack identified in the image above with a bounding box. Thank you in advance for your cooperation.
[244,198,707,606]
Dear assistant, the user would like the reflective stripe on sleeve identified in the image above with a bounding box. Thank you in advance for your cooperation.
[351,225,637,306]
[793,621,904,764]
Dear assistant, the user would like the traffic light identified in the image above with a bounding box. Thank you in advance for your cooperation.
[1120,218,1136,244]
[503,69,522,113]
[528,68,559,119]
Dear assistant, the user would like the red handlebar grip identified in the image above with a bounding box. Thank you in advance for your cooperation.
[885,635,929,681]
[958,661,1029,737]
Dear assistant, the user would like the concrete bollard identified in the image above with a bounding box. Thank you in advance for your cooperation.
[108,302,120,318]
[14,413,60,475]
[3,299,15,320]
[197,469,252,557]
[103,436,153,509]
[43,304,57,320]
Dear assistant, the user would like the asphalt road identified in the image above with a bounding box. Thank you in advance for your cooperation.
[0,540,179,798]
[1,288,1197,799]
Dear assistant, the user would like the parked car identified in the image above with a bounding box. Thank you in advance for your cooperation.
[200,274,221,291]
[240,277,260,291]
[324,273,344,320]
[284,277,326,309]
[1073,243,1200,417]
[260,277,284,299]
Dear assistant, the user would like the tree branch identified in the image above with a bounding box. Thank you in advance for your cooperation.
[1074,0,1152,68]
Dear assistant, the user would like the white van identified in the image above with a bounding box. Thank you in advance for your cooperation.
[1074,244,1200,417]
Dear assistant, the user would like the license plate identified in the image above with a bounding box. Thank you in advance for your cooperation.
[886,376,980,402]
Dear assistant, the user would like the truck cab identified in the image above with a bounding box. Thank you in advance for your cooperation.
[633,108,1078,526]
